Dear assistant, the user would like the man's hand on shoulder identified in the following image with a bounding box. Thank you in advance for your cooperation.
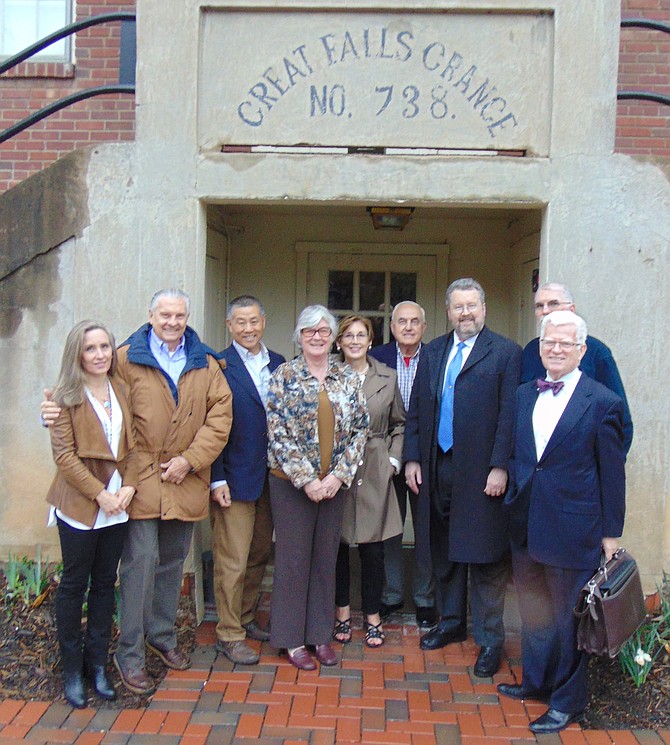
[40,388,61,427]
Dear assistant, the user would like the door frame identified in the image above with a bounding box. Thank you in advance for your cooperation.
[295,241,450,343]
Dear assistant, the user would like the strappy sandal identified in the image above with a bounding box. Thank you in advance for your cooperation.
[332,617,352,644]
[363,620,385,648]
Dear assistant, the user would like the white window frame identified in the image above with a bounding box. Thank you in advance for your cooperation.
[0,0,72,62]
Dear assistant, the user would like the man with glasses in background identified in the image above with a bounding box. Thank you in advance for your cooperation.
[369,301,436,629]
[521,282,633,453]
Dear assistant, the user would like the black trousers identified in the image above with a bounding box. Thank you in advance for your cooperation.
[56,517,127,671]
[335,540,385,616]
[430,449,508,648]
[512,545,592,714]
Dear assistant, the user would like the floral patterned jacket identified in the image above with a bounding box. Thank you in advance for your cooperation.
[267,355,370,489]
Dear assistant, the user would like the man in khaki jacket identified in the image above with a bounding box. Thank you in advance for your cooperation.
[43,289,232,694]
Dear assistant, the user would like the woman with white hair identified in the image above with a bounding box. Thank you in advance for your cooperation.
[267,305,369,670]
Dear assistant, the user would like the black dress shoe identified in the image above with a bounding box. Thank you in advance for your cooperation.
[84,662,116,701]
[497,683,549,702]
[415,606,437,629]
[529,708,584,734]
[473,646,503,678]
[379,602,404,619]
[64,670,87,709]
[419,622,467,650]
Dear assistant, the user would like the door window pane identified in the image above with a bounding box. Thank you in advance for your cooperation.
[328,270,353,311]
[390,272,417,308]
[1,0,70,59]
[325,265,418,345]
[359,271,385,312]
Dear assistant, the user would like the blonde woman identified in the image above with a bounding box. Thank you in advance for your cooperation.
[46,321,137,707]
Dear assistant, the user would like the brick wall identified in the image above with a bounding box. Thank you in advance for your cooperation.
[1,2,669,192]
[0,0,135,192]
[618,0,670,155]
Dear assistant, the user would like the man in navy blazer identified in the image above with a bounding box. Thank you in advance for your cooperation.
[521,282,633,453]
[369,301,436,628]
[405,278,521,677]
[500,310,625,734]
[210,296,285,665]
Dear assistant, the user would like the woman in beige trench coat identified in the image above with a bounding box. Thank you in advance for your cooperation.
[333,316,404,648]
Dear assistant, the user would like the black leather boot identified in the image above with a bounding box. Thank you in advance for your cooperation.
[63,670,86,709]
[84,661,116,701]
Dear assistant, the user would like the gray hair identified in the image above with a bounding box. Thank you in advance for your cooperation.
[536,282,574,304]
[445,278,486,306]
[292,304,338,346]
[391,300,426,323]
[149,288,191,315]
[540,310,587,344]
[227,294,265,320]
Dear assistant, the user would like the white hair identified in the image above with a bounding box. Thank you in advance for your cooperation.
[150,288,191,315]
[292,305,338,346]
[540,310,587,344]
[536,282,574,304]
[391,301,426,323]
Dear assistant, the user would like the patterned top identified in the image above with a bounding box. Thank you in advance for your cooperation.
[267,355,370,489]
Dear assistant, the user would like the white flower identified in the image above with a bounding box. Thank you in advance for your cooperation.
[634,648,652,666]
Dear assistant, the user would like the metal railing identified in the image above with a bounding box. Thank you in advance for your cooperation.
[0,12,136,145]
[618,18,670,107]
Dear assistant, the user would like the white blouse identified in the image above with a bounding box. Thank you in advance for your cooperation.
[48,384,129,531]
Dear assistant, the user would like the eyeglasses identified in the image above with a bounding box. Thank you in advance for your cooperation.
[540,339,582,351]
[301,327,333,339]
[535,300,571,312]
[341,332,369,342]
[451,303,480,314]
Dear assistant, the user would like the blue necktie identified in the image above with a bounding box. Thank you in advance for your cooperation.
[438,341,466,452]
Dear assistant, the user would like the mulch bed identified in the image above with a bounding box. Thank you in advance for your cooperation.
[1,575,669,728]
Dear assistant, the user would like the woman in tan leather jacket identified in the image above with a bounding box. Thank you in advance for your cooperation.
[46,321,137,708]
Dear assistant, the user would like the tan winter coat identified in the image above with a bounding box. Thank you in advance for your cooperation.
[46,376,138,528]
[116,326,233,521]
[341,356,404,545]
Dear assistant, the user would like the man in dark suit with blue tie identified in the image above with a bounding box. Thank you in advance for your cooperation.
[500,310,626,734]
[369,301,436,628]
[210,296,285,665]
[405,278,521,678]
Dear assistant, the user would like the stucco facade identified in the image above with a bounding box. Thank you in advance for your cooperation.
[1,0,669,592]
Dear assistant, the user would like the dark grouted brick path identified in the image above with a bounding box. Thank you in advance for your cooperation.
[0,609,668,745]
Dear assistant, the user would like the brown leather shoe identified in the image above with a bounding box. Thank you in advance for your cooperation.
[216,639,260,665]
[113,655,155,695]
[145,642,191,670]
[242,620,271,642]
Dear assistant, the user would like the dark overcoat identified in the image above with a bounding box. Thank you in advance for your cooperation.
[404,325,521,564]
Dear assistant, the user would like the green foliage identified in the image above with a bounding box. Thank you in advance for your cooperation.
[619,571,670,688]
[1,546,53,605]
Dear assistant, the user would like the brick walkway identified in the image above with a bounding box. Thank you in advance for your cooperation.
[1,610,668,745]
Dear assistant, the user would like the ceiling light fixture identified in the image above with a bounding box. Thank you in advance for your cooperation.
[367,206,415,230]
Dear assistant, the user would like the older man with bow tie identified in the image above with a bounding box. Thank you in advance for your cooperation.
[501,310,626,734]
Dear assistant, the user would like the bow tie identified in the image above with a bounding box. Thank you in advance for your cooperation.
[537,378,564,395]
